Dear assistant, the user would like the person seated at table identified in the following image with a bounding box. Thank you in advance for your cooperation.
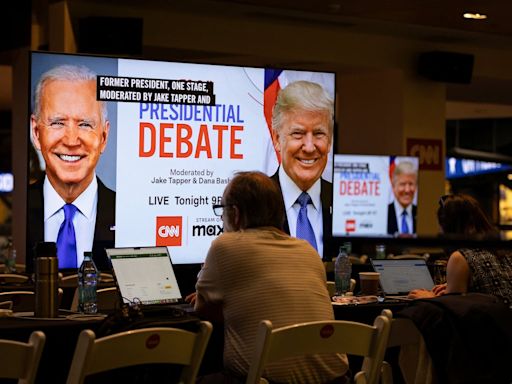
[192,171,349,383]
[408,193,512,305]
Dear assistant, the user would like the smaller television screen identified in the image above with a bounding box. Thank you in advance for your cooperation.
[332,154,419,237]
[0,173,13,193]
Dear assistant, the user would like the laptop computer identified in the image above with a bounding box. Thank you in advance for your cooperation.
[105,246,193,314]
[370,259,435,300]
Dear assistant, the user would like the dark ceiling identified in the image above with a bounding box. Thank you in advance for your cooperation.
[4,1,512,56]
[3,0,512,107]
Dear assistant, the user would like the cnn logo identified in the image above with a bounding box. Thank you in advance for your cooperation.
[345,219,356,233]
[407,138,442,171]
[156,216,182,246]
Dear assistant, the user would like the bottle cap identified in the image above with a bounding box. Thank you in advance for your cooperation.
[35,242,57,258]
[84,251,93,257]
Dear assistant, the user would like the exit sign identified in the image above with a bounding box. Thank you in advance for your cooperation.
[406,138,443,171]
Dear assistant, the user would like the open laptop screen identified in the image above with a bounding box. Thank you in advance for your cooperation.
[371,259,434,295]
[106,246,182,305]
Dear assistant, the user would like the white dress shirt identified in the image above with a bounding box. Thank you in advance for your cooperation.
[392,199,413,234]
[43,175,98,267]
[278,166,323,257]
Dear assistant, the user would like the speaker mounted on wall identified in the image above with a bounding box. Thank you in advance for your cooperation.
[418,51,474,84]
[78,17,143,56]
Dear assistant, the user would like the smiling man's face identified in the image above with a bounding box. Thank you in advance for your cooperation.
[31,79,109,201]
[274,108,332,191]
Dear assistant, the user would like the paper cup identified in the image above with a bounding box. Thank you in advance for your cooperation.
[359,272,380,296]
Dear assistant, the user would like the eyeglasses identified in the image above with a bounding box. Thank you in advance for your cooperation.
[212,204,231,217]
[438,194,450,208]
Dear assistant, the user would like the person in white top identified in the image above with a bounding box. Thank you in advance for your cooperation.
[194,171,349,383]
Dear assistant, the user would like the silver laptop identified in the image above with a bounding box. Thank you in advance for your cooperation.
[370,259,435,299]
[105,246,183,306]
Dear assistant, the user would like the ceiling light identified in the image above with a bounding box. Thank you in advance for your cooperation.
[463,13,487,20]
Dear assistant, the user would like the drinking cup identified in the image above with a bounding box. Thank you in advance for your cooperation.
[359,272,380,296]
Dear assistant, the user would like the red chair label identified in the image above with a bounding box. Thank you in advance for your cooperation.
[146,334,161,349]
[320,324,334,338]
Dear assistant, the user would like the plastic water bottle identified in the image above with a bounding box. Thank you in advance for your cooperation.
[78,252,98,314]
[334,245,352,296]
[4,237,16,273]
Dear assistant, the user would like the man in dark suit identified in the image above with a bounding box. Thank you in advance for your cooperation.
[27,177,115,272]
[270,80,334,260]
[387,160,418,236]
[28,64,114,271]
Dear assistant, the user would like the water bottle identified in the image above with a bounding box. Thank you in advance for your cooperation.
[375,244,386,260]
[4,237,16,273]
[78,252,98,314]
[334,245,352,296]
[343,241,352,256]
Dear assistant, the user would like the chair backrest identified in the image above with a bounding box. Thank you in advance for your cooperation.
[380,309,425,384]
[96,287,119,312]
[0,291,34,312]
[381,309,422,348]
[0,274,29,283]
[0,290,64,313]
[66,321,213,384]
[99,273,114,283]
[0,330,46,384]
[0,300,13,310]
[326,279,356,297]
[70,286,120,313]
[387,254,428,261]
[246,315,390,384]
[61,273,115,288]
[0,264,27,273]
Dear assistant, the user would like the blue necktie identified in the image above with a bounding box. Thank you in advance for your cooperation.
[296,192,317,250]
[56,204,78,268]
[401,210,409,234]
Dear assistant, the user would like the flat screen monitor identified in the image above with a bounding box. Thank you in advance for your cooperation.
[332,154,419,237]
[27,51,335,265]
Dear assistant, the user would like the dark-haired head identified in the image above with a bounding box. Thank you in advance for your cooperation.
[222,171,284,231]
[437,194,497,239]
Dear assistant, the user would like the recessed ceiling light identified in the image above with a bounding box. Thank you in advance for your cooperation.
[463,13,488,20]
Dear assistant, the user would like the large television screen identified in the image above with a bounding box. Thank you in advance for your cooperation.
[332,154,419,237]
[27,51,335,266]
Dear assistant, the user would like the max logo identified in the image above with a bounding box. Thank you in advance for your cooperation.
[156,216,182,246]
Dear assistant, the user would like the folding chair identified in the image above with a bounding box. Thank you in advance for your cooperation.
[387,254,429,261]
[0,274,30,284]
[326,279,356,297]
[380,309,432,384]
[0,291,34,312]
[0,290,64,313]
[66,321,213,384]
[0,331,46,384]
[0,263,27,273]
[70,286,120,312]
[61,273,115,288]
[246,315,390,384]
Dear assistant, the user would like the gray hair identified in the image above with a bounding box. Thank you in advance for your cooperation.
[271,80,334,134]
[393,161,417,183]
[33,64,108,124]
